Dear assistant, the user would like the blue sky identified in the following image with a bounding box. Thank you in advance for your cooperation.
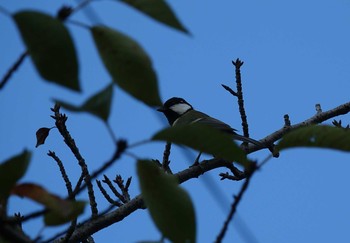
[1,0,350,242]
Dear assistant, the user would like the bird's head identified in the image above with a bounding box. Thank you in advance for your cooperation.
[157,97,193,125]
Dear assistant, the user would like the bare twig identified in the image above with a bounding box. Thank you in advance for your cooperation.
[51,104,98,217]
[221,84,237,97]
[232,59,250,140]
[0,51,28,90]
[106,122,117,143]
[96,180,123,207]
[215,163,257,243]
[48,151,73,196]
[18,209,47,223]
[113,175,132,203]
[102,175,124,203]
[162,142,172,173]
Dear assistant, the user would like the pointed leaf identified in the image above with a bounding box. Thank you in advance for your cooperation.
[152,124,250,166]
[91,26,162,107]
[12,183,85,226]
[120,0,189,34]
[13,11,80,91]
[0,150,31,200]
[54,83,113,122]
[35,127,52,147]
[278,125,350,152]
[137,160,196,243]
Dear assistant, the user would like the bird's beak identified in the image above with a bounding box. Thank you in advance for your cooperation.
[157,107,166,112]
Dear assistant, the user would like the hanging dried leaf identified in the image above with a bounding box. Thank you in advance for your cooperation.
[35,127,53,148]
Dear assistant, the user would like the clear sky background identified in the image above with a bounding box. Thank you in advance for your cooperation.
[1,0,350,242]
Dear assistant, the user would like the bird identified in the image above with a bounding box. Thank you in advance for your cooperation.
[157,97,264,147]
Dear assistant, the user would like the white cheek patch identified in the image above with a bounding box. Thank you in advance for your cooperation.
[170,103,192,115]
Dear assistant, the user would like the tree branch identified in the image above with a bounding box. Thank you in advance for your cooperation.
[59,100,350,242]
[246,101,350,154]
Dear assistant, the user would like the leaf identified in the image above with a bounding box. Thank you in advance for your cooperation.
[120,0,189,34]
[13,11,80,91]
[0,150,31,200]
[91,26,162,107]
[44,200,86,226]
[137,160,196,243]
[152,124,250,167]
[278,125,350,152]
[54,83,114,122]
[12,183,85,226]
[35,127,53,147]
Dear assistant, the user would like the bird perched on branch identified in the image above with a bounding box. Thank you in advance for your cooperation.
[157,97,264,147]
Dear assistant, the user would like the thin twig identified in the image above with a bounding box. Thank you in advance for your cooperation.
[113,175,132,202]
[162,142,172,173]
[215,163,257,243]
[102,175,124,203]
[18,209,47,223]
[0,51,28,90]
[216,155,273,242]
[48,151,73,195]
[232,59,250,139]
[96,180,122,207]
[106,122,117,143]
[221,84,237,97]
[51,104,98,217]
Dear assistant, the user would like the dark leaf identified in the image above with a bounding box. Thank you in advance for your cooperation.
[13,11,80,91]
[54,83,113,122]
[278,125,350,152]
[137,160,196,243]
[91,26,162,107]
[35,127,52,147]
[0,150,31,200]
[12,183,85,226]
[152,124,250,167]
[120,0,189,34]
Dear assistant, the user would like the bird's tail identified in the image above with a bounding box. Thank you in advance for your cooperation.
[232,134,264,148]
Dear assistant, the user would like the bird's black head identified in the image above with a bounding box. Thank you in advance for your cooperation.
[157,97,193,125]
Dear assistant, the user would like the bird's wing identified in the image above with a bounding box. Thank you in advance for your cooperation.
[176,110,263,147]
[177,110,236,133]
